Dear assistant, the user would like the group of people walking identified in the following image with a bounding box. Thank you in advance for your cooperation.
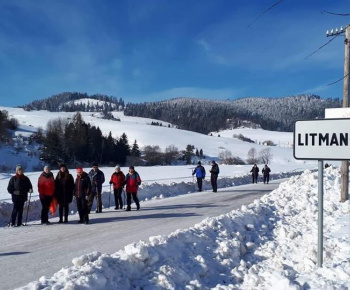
[250,164,271,184]
[7,161,271,227]
[7,163,142,227]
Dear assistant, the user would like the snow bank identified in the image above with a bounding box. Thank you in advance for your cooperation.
[21,168,349,289]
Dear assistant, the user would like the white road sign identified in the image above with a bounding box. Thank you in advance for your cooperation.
[294,119,350,160]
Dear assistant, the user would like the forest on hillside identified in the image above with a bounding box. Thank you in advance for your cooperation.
[22,92,125,112]
[124,95,341,134]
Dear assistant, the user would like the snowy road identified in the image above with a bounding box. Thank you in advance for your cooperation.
[0,181,283,289]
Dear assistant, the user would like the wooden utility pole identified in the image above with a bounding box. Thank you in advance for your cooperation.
[341,25,349,202]
[326,25,350,202]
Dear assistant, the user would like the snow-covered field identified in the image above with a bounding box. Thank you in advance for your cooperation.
[21,167,349,289]
[211,128,293,148]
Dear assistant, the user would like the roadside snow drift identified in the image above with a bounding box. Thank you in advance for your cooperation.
[21,168,349,289]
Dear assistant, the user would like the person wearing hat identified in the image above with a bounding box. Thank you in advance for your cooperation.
[7,164,33,227]
[55,164,74,223]
[192,161,206,192]
[209,160,220,192]
[74,167,92,224]
[125,166,141,211]
[88,162,105,213]
[38,165,55,225]
[109,165,126,210]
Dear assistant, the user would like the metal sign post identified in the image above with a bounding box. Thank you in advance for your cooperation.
[294,118,350,268]
[318,160,324,267]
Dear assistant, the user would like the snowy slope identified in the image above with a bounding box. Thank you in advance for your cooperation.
[21,167,350,289]
[0,106,307,165]
[211,127,293,148]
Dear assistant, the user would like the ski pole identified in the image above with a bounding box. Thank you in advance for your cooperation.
[25,190,32,225]
[123,189,126,209]
[108,184,111,208]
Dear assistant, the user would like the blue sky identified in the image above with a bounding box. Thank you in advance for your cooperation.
[0,0,349,106]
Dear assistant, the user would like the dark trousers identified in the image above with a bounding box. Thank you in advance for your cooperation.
[211,174,218,192]
[59,204,69,221]
[126,192,140,209]
[11,195,26,226]
[88,192,102,212]
[76,197,89,223]
[114,188,123,209]
[263,175,270,184]
[252,174,258,183]
[196,177,203,191]
[40,195,53,223]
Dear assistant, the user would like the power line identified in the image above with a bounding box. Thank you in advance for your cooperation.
[321,10,350,16]
[247,0,285,29]
[304,34,339,59]
[327,73,349,86]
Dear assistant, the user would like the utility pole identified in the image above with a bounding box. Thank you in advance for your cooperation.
[326,25,350,202]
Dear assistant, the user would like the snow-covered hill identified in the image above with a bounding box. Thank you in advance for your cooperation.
[0,106,308,170]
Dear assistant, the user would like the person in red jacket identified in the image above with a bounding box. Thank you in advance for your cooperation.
[125,166,141,211]
[38,165,55,225]
[109,165,126,210]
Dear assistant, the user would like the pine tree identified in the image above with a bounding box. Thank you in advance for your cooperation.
[185,144,194,165]
[131,140,141,157]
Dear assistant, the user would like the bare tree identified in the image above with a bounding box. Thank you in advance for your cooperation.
[247,147,258,164]
[259,148,273,164]
[143,145,163,165]
[218,149,232,161]
[219,150,245,165]
[164,145,179,165]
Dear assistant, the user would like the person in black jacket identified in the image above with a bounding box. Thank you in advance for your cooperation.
[74,167,92,224]
[7,164,33,227]
[55,164,74,223]
[262,164,271,184]
[88,162,105,213]
[250,164,259,184]
[209,160,219,192]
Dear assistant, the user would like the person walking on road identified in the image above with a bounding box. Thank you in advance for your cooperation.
[209,160,219,192]
[125,166,141,211]
[38,165,55,225]
[88,162,105,213]
[55,164,74,223]
[262,164,271,184]
[109,165,125,210]
[192,161,206,192]
[7,164,33,227]
[74,167,91,224]
[250,164,259,184]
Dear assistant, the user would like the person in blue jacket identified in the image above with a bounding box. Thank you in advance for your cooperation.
[192,161,206,192]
